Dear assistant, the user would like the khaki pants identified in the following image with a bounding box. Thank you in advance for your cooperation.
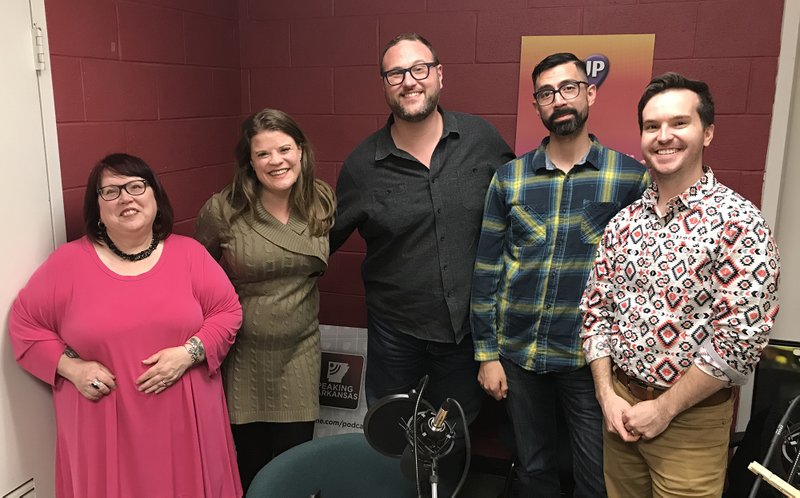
[603,374,733,498]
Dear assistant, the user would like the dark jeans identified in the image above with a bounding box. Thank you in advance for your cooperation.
[231,420,315,494]
[502,358,607,498]
[365,313,483,425]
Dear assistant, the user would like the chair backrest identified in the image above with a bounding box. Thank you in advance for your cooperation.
[247,432,416,498]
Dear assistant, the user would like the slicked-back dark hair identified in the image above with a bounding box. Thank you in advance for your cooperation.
[637,72,715,131]
[83,153,174,243]
[379,32,439,72]
[531,52,587,89]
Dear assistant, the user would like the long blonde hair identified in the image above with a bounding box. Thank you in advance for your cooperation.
[229,109,335,237]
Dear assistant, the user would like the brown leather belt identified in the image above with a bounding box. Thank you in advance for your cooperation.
[613,367,731,408]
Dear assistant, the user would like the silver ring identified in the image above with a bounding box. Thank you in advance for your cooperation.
[161,380,167,387]
[91,379,101,389]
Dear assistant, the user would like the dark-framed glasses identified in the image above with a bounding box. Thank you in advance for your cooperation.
[381,62,438,86]
[97,179,148,201]
[534,80,589,106]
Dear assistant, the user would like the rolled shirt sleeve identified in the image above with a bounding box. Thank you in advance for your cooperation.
[580,222,619,364]
[696,216,780,385]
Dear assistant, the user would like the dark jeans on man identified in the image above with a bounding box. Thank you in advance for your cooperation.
[501,357,607,498]
[365,314,483,423]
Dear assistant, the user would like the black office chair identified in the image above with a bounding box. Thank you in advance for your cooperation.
[246,432,416,498]
[748,394,800,497]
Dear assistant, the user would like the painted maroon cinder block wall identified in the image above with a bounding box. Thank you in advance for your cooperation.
[46,0,785,328]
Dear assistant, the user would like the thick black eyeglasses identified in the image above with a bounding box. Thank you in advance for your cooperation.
[97,180,148,201]
[533,80,589,106]
[381,62,438,86]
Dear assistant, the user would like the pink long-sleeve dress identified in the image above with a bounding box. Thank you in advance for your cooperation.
[9,235,243,498]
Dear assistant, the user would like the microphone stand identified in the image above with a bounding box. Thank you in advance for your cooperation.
[429,456,440,498]
[424,398,470,498]
[395,376,470,498]
[413,411,453,498]
[409,376,453,498]
[406,398,460,498]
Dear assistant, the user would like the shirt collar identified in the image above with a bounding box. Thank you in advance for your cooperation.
[531,134,602,172]
[642,166,718,211]
[375,106,457,162]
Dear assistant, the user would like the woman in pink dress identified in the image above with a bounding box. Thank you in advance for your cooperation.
[9,153,243,498]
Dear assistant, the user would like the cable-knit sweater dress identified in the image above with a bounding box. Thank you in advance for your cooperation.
[195,190,328,424]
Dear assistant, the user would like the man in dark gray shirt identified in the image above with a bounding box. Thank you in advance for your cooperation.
[330,32,514,426]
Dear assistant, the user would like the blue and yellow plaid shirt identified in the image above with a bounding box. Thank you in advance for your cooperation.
[471,136,649,373]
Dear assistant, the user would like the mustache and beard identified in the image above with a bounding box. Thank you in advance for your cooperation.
[386,85,441,123]
[543,106,589,136]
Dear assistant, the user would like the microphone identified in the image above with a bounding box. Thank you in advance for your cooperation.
[364,388,471,497]
[400,399,456,480]
[431,399,450,432]
[408,398,456,459]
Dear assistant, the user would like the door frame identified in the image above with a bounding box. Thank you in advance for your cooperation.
[0,0,64,495]
[737,0,800,432]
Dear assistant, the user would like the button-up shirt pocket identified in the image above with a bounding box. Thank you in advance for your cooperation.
[509,205,546,247]
[370,183,417,232]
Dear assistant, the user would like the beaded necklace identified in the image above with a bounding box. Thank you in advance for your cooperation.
[101,231,159,261]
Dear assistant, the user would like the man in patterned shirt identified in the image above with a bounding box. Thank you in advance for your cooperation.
[581,72,780,497]
[470,52,648,497]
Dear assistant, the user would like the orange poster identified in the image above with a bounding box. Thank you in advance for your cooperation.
[515,34,655,160]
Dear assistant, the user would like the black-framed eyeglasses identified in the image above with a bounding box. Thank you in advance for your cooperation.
[97,179,148,201]
[381,62,438,86]
[533,80,589,106]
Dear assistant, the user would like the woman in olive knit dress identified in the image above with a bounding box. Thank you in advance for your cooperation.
[195,109,335,492]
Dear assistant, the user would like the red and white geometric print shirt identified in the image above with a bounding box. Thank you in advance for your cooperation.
[580,168,780,388]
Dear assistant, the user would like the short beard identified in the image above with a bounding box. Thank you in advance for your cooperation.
[388,88,440,123]
[544,107,588,136]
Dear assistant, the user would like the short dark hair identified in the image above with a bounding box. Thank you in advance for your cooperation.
[531,52,587,89]
[637,72,715,131]
[83,153,174,243]
[379,32,439,72]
